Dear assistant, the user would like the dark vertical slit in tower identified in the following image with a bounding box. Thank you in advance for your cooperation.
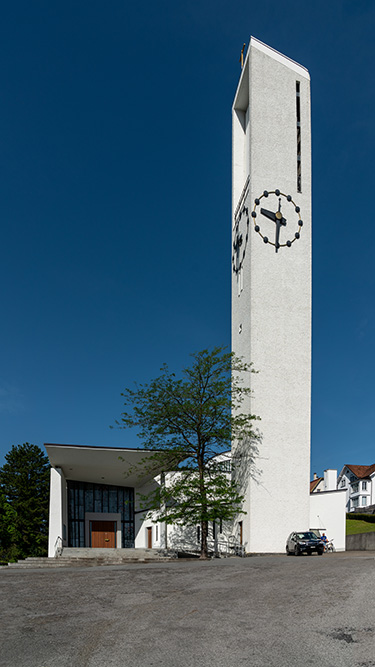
[296,81,301,192]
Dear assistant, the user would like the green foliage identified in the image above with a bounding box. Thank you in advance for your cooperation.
[0,443,50,559]
[0,489,18,558]
[137,459,245,527]
[346,519,375,535]
[346,513,375,523]
[115,347,260,557]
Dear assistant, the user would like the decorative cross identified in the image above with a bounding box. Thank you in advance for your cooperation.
[239,43,246,69]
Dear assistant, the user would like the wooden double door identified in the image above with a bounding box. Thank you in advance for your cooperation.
[90,520,117,548]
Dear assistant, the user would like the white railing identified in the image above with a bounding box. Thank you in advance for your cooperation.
[233,175,250,224]
[208,536,245,558]
[54,536,63,558]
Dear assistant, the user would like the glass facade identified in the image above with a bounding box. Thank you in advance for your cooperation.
[67,480,135,547]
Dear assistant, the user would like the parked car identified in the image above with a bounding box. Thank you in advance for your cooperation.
[286,531,324,556]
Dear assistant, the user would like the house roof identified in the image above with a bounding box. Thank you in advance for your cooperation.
[310,477,323,493]
[344,464,375,480]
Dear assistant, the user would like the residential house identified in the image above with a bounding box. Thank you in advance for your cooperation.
[309,469,346,550]
[337,464,375,512]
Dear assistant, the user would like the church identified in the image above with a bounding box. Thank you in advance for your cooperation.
[47,37,346,558]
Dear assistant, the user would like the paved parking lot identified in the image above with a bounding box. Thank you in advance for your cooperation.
[1,552,375,667]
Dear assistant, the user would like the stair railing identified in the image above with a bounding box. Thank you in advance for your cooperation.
[54,536,63,558]
[207,536,245,558]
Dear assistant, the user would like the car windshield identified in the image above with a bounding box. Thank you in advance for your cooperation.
[296,532,318,540]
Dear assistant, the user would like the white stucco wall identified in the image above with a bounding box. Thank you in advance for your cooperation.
[133,464,235,552]
[310,490,346,551]
[232,38,311,553]
[48,467,65,557]
[371,474,375,506]
[324,469,337,491]
[338,469,351,511]
[134,478,162,548]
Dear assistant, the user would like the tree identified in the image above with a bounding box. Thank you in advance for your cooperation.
[0,489,18,562]
[0,443,50,559]
[115,347,260,558]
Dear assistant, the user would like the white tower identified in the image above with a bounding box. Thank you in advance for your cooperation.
[232,38,311,553]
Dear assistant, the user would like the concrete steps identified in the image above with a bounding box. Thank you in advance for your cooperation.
[61,547,162,559]
[3,547,175,569]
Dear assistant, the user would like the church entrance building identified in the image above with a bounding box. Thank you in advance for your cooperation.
[46,443,167,557]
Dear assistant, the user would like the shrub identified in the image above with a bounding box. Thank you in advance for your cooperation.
[346,513,375,523]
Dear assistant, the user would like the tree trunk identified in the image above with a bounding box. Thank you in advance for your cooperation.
[197,449,209,559]
[200,519,209,559]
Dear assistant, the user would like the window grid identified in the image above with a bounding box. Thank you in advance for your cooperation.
[67,480,135,548]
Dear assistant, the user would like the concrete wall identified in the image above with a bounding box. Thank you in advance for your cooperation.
[310,489,346,551]
[134,478,161,549]
[232,38,311,553]
[346,532,375,550]
[134,468,234,552]
[324,469,337,491]
[371,475,375,506]
[48,467,65,557]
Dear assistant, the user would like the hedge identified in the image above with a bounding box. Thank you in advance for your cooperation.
[346,513,375,523]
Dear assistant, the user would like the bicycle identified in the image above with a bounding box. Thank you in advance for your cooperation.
[324,539,335,553]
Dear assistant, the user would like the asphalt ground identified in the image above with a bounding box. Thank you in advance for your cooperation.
[1,552,375,667]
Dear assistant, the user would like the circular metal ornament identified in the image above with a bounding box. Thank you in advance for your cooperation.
[232,204,250,274]
[252,190,303,252]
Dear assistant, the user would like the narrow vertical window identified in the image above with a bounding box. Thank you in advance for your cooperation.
[237,268,244,296]
[245,105,250,182]
[296,81,301,192]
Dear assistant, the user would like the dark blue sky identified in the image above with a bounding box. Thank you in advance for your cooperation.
[0,0,374,476]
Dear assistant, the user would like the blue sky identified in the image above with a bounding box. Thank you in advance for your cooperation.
[0,0,374,476]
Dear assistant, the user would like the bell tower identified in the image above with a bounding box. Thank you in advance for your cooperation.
[232,38,311,553]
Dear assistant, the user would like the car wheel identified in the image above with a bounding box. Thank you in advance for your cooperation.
[294,545,300,556]
[318,549,324,556]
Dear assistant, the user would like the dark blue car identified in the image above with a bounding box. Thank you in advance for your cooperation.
[286,531,324,556]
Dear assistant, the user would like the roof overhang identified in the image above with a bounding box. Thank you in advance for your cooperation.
[45,443,181,487]
[233,36,310,112]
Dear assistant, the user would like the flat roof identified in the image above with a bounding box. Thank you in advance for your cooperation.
[45,443,181,487]
[250,36,310,78]
[233,36,310,111]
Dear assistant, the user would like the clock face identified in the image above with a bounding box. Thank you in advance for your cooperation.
[232,203,249,274]
[251,190,303,253]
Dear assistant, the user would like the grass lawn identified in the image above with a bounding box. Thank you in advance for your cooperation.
[346,519,375,535]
